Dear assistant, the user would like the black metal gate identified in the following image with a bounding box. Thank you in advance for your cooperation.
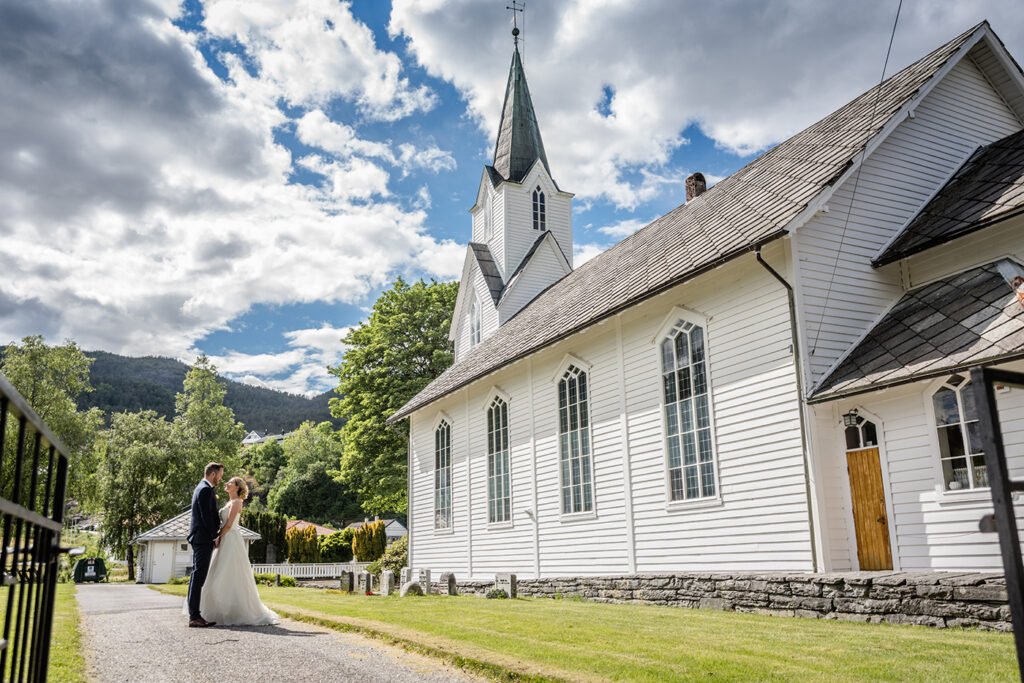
[0,372,70,682]
[972,366,1024,681]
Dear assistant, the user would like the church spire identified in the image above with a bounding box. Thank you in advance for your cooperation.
[491,26,549,183]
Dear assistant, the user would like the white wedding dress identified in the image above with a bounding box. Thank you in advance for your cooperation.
[183,503,280,626]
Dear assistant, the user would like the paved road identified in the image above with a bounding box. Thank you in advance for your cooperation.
[76,584,479,683]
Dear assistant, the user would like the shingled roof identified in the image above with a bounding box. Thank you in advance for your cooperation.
[390,23,987,423]
[810,260,1024,403]
[131,509,260,543]
[468,243,504,305]
[491,45,549,183]
[874,128,1024,266]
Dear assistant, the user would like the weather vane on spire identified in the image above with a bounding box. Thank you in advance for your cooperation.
[506,1,524,46]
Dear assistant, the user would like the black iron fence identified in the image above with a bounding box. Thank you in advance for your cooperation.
[972,366,1024,681]
[0,372,70,682]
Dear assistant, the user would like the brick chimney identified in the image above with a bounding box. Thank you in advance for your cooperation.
[685,172,707,202]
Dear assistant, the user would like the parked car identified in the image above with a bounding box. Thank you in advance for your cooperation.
[72,557,107,583]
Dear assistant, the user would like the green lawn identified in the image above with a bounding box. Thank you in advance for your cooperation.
[0,583,86,683]
[155,584,1017,682]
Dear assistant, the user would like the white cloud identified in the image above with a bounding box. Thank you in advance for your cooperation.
[391,0,1024,208]
[396,143,457,176]
[295,110,394,161]
[597,218,649,239]
[573,243,607,266]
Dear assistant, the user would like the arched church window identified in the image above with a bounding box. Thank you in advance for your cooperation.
[434,420,452,530]
[470,298,481,347]
[484,192,493,238]
[532,186,546,231]
[558,365,593,513]
[486,396,511,523]
[933,375,987,490]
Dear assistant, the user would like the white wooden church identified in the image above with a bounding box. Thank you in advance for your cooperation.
[390,21,1024,578]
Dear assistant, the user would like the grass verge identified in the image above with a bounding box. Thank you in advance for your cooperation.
[154,584,1017,682]
[0,583,86,683]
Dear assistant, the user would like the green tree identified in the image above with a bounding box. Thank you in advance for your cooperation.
[0,336,104,510]
[330,278,458,515]
[242,438,286,504]
[172,356,244,501]
[285,525,320,563]
[351,520,386,562]
[267,421,360,524]
[318,529,354,562]
[98,411,179,580]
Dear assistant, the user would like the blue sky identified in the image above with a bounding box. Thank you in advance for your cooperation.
[1,0,1021,395]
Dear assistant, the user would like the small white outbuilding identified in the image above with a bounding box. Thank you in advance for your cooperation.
[131,509,261,584]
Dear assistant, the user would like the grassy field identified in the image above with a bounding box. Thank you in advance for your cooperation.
[156,584,1016,682]
[0,583,87,682]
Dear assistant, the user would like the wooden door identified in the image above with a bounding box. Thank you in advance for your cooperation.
[846,448,893,570]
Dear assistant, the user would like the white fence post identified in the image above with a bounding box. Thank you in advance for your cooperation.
[252,562,372,579]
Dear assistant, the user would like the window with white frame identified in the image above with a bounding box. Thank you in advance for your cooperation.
[532,186,546,231]
[469,298,481,347]
[660,319,716,501]
[933,375,987,491]
[486,396,511,523]
[434,420,452,530]
[484,192,493,238]
[558,365,593,514]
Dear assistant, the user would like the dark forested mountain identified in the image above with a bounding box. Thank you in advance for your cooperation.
[80,351,341,433]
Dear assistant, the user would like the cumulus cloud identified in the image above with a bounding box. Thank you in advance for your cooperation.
[391,0,1024,208]
[597,218,649,239]
[573,243,607,266]
[0,0,462,380]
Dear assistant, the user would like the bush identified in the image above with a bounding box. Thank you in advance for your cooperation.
[485,588,509,599]
[242,509,287,563]
[167,576,190,585]
[253,573,297,587]
[285,525,320,563]
[351,520,387,562]
[367,535,406,577]
[319,529,354,562]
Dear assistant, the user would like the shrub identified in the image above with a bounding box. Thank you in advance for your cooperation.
[167,576,190,585]
[242,509,287,563]
[253,572,297,587]
[285,525,320,563]
[485,588,509,599]
[319,529,354,562]
[367,535,406,577]
[351,520,387,562]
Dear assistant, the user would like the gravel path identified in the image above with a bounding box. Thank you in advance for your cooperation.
[76,584,480,683]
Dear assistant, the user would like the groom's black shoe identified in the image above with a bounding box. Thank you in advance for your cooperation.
[188,618,216,628]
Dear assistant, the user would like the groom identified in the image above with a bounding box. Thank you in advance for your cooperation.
[187,462,223,628]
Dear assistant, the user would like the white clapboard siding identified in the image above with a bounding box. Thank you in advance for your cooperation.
[795,55,1022,384]
[499,240,571,323]
[453,264,501,362]
[409,243,815,579]
[501,164,572,275]
[819,361,1024,572]
[907,216,1024,287]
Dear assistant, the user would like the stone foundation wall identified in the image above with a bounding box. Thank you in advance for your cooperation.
[448,572,1010,631]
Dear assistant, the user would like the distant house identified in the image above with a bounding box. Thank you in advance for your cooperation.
[345,518,407,544]
[131,510,260,584]
[242,430,291,446]
[286,519,337,537]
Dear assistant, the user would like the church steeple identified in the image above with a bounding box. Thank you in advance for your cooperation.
[491,45,549,183]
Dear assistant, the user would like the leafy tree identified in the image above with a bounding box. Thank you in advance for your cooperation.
[331,278,458,515]
[367,535,406,577]
[97,411,179,580]
[351,520,387,562]
[242,439,287,504]
[267,421,360,524]
[241,508,287,563]
[318,529,354,562]
[0,336,104,511]
[285,525,320,563]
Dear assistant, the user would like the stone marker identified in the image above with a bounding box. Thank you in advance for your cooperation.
[380,570,395,596]
[400,581,424,597]
[495,573,517,598]
[339,571,354,593]
[440,572,458,596]
[418,569,432,595]
[400,567,411,585]
[359,571,373,593]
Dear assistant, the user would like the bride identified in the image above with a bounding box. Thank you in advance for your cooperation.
[183,477,279,626]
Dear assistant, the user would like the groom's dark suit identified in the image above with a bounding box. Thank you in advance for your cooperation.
[186,479,220,621]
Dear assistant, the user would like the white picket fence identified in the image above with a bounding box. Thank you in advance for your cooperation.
[252,562,371,579]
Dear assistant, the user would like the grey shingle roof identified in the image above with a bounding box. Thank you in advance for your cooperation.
[132,509,261,543]
[468,243,504,305]
[492,46,549,183]
[810,259,1024,403]
[390,23,986,423]
[874,128,1024,266]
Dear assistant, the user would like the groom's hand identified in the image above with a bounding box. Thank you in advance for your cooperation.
[214,537,220,548]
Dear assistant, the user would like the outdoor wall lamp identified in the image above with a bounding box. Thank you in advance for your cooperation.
[842,409,859,428]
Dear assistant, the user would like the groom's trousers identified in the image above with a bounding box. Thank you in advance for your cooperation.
[187,543,214,619]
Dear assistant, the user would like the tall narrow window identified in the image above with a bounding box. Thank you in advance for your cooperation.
[486,396,511,523]
[661,319,716,501]
[933,375,987,490]
[532,186,546,231]
[484,192,493,238]
[469,299,481,347]
[434,420,452,530]
[559,365,593,513]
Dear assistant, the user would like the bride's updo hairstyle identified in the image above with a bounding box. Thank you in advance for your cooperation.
[229,476,249,501]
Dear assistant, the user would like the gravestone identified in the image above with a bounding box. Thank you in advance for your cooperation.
[400,581,424,597]
[339,571,354,593]
[401,567,411,585]
[440,572,458,596]
[418,569,432,595]
[380,570,395,596]
[495,573,517,598]
[359,571,373,593]
[266,543,277,564]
